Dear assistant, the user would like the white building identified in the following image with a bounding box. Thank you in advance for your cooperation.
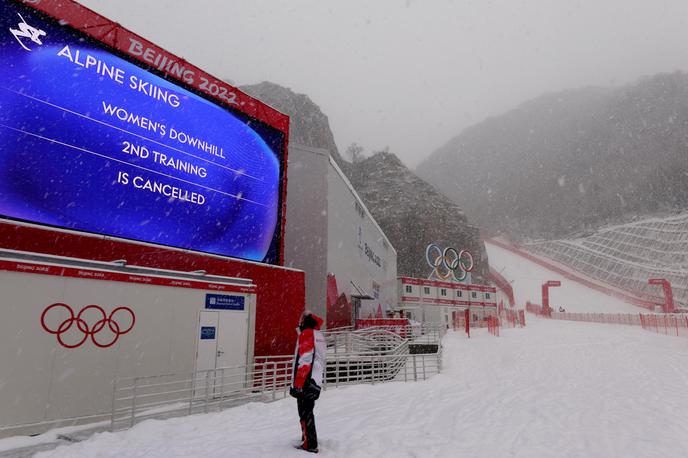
[397,277,496,326]
[284,145,398,327]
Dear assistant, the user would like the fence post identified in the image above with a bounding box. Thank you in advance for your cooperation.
[188,373,195,415]
[110,379,117,432]
[413,355,418,382]
[204,371,211,413]
[256,361,265,400]
[130,377,138,428]
[221,368,228,409]
[335,354,340,389]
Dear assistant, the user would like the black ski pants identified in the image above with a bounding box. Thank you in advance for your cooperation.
[297,397,318,449]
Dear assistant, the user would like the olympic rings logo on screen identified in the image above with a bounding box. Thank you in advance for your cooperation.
[40,303,135,349]
[425,244,474,281]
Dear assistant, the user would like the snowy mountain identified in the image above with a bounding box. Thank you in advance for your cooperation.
[417,72,688,240]
[241,82,488,281]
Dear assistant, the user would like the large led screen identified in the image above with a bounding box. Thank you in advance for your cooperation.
[0,1,285,264]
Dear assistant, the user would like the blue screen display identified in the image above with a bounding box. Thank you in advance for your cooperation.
[0,1,285,264]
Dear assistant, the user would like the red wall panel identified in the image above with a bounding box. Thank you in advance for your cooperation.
[0,222,304,356]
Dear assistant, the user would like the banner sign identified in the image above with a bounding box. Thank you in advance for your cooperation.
[205,294,245,311]
[0,0,286,264]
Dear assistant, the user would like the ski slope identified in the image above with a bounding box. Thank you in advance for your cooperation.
[486,241,641,313]
[34,319,688,458]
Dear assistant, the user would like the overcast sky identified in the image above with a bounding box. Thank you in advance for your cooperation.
[81,0,688,168]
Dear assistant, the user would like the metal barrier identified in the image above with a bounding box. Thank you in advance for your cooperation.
[110,356,293,432]
[111,325,445,432]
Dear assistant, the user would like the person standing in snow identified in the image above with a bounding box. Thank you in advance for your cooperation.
[290,311,326,453]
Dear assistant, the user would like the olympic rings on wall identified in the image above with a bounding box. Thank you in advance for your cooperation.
[425,244,474,281]
[40,303,135,349]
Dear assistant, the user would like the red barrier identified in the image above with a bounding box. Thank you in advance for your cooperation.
[499,309,526,328]
[537,310,688,339]
[526,301,545,315]
[487,316,500,336]
[465,309,470,338]
[550,312,642,325]
[639,314,688,338]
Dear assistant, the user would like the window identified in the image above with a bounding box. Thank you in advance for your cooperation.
[440,288,447,296]
[404,285,412,294]
[471,291,478,299]
[457,290,463,297]
[485,293,491,299]
[423,287,430,294]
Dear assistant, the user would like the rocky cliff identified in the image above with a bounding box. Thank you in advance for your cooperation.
[241,81,488,281]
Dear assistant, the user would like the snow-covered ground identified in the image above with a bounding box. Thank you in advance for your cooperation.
[16,245,686,457]
[34,318,688,458]
[486,241,641,313]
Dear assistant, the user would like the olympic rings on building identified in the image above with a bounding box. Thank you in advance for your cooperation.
[425,244,474,281]
[40,303,135,349]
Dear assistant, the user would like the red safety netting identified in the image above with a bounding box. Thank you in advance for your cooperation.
[531,309,688,338]
[639,314,688,338]
[501,309,526,328]
[487,316,500,336]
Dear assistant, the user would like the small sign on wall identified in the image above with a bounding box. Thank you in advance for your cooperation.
[200,326,216,340]
[205,294,245,311]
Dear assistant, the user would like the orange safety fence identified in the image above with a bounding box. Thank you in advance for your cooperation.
[550,312,641,325]
[487,316,500,336]
[452,309,526,337]
[526,307,688,338]
[639,314,688,338]
[501,309,526,328]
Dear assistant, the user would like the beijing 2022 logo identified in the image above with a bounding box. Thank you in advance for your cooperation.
[9,13,46,52]
[40,303,135,349]
[426,244,474,281]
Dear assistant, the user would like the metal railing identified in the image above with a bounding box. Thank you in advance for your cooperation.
[111,325,445,432]
[325,328,407,355]
[110,357,293,432]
